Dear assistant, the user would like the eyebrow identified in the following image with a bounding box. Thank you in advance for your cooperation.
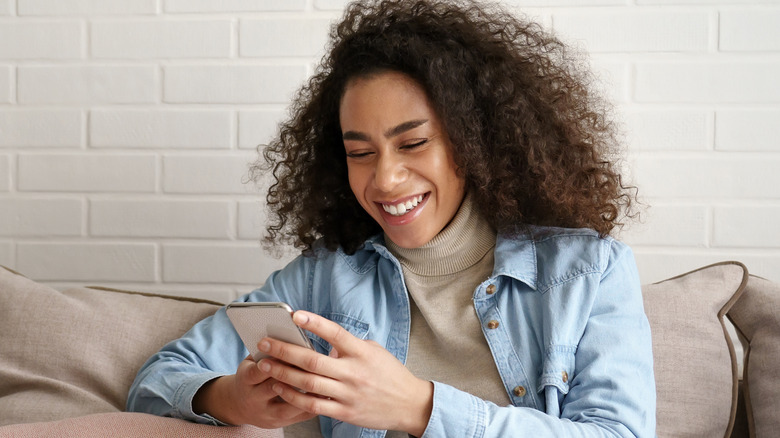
[342,119,429,142]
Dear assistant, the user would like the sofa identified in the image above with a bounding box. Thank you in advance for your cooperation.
[0,262,777,437]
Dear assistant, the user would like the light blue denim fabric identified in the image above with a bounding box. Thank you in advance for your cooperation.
[127,226,656,438]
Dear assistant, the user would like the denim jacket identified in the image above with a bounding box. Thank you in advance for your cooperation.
[127,226,656,438]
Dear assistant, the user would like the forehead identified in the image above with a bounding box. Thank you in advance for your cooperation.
[339,71,438,128]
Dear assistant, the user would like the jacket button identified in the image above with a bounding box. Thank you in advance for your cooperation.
[487,320,499,329]
[562,371,569,383]
[486,284,496,294]
[513,386,526,397]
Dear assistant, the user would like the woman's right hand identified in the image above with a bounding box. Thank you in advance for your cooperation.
[193,355,317,428]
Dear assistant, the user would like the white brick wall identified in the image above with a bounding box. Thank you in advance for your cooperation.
[90,110,233,149]
[0,2,778,302]
[18,65,159,104]
[0,110,83,147]
[0,65,12,103]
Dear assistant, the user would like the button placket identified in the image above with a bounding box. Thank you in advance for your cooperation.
[475,296,539,409]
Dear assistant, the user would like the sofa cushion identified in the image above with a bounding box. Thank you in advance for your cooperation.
[0,265,221,426]
[642,261,747,438]
[728,275,780,438]
[0,412,282,438]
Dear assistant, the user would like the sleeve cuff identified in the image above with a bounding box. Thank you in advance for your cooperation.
[174,372,230,425]
[421,381,486,438]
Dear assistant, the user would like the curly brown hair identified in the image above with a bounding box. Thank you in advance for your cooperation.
[251,0,637,255]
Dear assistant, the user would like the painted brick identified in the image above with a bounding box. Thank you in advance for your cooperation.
[0,198,82,237]
[553,10,708,53]
[91,20,231,59]
[721,9,780,52]
[0,66,9,103]
[0,155,9,192]
[238,200,266,240]
[90,199,233,238]
[715,110,780,152]
[631,155,780,199]
[18,65,158,104]
[637,0,778,4]
[18,154,156,192]
[713,206,780,248]
[634,62,780,103]
[164,65,307,104]
[240,18,331,58]
[164,0,305,13]
[0,110,82,148]
[18,0,157,15]
[162,243,291,284]
[162,154,257,194]
[621,204,708,247]
[90,110,232,149]
[0,21,82,59]
[238,109,285,149]
[590,61,628,103]
[0,241,12,268]
[17,242,156,282]
[479,0,626,7]
[622,109,710,151]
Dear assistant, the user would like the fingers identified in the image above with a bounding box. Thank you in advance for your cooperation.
[258,356,343,400]
[293,311,361,355]
[271,381,343,420]
[237,356,271,386]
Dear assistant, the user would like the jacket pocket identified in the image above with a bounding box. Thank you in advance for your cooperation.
[308,312,370,354]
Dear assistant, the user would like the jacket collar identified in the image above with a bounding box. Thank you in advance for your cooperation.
[362,231,538,291]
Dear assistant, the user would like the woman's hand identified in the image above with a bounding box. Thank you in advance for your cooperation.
[192,355,316,428]
[256,311,434,436]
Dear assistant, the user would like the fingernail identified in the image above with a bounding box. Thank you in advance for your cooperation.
[258,360,271,372]
[272,384,283,395]
[258,340,270,352]
[293,312,309,324]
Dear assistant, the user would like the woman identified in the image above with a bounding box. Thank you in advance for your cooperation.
[127,0,656,436]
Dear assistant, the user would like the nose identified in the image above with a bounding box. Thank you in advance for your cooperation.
[373,152,407,192]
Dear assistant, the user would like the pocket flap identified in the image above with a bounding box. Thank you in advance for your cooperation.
[309,312,370,353]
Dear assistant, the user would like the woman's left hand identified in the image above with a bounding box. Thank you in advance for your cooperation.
[256,310,433,437]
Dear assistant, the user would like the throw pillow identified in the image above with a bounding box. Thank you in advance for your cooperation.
[0,266,220,426]
[0,412,282,438]
[727,275,780,438]
[642,261,747,438]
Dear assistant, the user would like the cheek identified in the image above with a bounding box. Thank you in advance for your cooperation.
[347,165,368,202]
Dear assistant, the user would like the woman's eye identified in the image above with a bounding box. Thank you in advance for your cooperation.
[346,151,373,158]
[401,139,427,149]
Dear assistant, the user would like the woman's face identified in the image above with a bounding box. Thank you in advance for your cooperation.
[339,71,466,249]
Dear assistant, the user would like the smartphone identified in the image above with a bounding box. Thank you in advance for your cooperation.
[226,302,314,361]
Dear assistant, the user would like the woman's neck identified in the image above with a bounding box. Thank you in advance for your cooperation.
[385,193,496,277]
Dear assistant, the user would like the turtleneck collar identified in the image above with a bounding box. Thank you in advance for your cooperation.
[384,192,496,277]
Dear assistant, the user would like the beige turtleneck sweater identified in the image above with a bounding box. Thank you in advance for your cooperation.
[285,194,510,437]
[383,193,511,437]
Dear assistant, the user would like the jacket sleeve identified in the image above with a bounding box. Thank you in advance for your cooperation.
[421,241,656,438]
[125,254,314,424]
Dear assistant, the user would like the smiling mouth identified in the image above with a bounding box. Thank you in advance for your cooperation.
[381,194,426,216]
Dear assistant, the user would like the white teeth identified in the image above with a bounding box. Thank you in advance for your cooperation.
[382,195,424,216]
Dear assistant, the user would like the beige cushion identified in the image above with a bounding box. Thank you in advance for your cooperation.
[0,265,221,425]
[642,261,747,438]
[0,412,282,438]
[728,275,780,438]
